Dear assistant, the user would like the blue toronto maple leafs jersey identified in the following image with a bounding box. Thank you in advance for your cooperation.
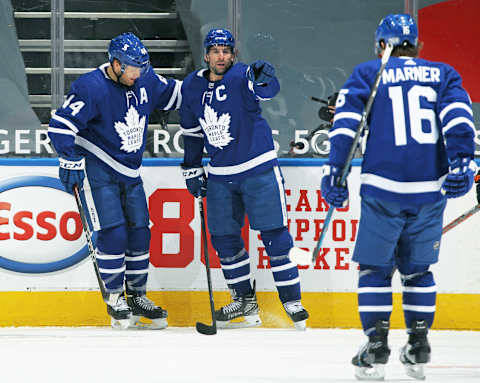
[48,63,181,181]
[180,62,280,181]
[329,56,475,204]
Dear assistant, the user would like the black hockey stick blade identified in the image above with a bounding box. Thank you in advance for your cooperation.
[195,321,217,335]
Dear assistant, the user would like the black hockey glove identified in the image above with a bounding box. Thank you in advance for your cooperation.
[247,60,275,85]
[475,170,480,204]
[181,164,207,198]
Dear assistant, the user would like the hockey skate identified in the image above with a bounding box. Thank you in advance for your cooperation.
[215,284,261,329]
[352,320,391,381]
[399,320,431,380]
[106,293,132,330]
[126,292,168,330]
[283,300,309,331]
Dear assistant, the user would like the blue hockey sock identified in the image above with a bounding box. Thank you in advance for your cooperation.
[358,265,394,336]
[125,227,150,295]
[261,227,300,303]
[96,224,127,293]
[211,234,252,297]
[400,270,436,330]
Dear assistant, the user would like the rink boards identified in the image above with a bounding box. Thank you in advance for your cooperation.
[0,158,479,329]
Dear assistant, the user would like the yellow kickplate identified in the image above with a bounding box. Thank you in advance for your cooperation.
[0,291,478,329]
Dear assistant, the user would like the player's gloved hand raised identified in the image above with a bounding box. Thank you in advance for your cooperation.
[59,157,85,194]
[320,163,349,208]
[247,60,275,85]
[441,157,476,199]
[181,164,207,197]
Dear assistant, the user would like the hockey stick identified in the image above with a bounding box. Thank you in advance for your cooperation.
[442,204,480,235]
[195,196,217,335]
[73,184,116,305]
[290,43,394,266]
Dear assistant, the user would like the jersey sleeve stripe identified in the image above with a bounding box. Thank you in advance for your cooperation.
[328,128,356,139]
[175,81,183,109]
[51,113,79,133]
[360,173,447,194]
[442,116,476,135]
[333,112,362,123]
[439,102,473,122]
[163,80,182,110]
[47,126,76,136]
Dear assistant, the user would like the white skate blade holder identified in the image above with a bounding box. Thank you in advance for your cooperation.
[293,320,307,331]
[129,315,168,330]
[288,247,312,266]
[354,364,386,381]
[217,314,262,329]
[111,318,131,330]
[403,363,426,380]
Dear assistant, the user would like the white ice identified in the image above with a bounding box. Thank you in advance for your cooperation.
[0,327,478,383]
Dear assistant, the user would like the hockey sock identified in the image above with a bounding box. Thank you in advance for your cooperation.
[261,227,300,303]
[96,224,127,293]
[400,269,436,329]
[212,234,252,297]
[125,227,151,295]
[96,251,125,293]
[125,250,150,295]
[358,265,394,336]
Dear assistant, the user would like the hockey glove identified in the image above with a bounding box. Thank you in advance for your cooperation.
[247,60,275,85]
[59,157,85,194]
[441,157,476,199]
[182,164,207,197]
[320,163,349,208]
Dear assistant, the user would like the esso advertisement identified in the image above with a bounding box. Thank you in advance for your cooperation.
[0,174,88,273]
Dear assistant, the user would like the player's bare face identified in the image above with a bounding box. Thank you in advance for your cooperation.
[108,61,141,87]
[118,65,141,87]
[205,46,234,80]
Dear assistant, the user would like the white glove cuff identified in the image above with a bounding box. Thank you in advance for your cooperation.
[468,159,478,173]
[59,157,85,170]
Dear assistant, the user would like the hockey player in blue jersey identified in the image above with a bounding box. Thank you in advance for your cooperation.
[180,28,310,330]
[48,32,182,329]
[321,14,476,380]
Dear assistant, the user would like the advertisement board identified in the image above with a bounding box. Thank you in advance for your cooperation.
[0,159,479,328]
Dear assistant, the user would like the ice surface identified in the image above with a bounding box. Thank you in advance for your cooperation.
[0,327,478,382]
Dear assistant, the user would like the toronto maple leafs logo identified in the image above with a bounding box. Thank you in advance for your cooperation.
[199,104,233,149]
[114,106,146,153]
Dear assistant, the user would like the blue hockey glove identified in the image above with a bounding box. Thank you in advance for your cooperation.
[181,165,207,197]
[441,157,476,199]
[320,163,349,208]
[247,60,275,85]
[59,157,85,194]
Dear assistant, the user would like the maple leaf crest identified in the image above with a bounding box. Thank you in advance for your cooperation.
[114,106,146,153]
[199,104,233,149]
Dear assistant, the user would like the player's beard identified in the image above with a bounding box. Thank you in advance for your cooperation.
[211,60,233,76]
